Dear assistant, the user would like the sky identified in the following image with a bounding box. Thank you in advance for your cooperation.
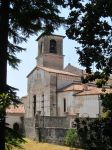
[7,8,84,98]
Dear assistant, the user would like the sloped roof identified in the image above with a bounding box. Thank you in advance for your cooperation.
[64,63,87,75]
[36,33,65,41]
[22,96,27,99]
[27,65,81,77]
[6,105,25,114]
[27,66,37,77]
[58,83,112,95]
[58,83,84,92]
[37,66,80,77]
[76,88,111,96]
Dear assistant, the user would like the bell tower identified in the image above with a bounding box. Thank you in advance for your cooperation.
[36,34,65,70]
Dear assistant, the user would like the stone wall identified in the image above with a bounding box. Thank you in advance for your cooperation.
[36,116,70,128]
[24,116,71,143]
[58,91,100,118]
[6,113,23,129]
[42,54,64,70]
[36,127,68,144]
[27,69,51,117]
[75,95,99,118]
[6,113,25,136]
[24,118,37,139]
[58,91,75,116]
[37,35,64,70]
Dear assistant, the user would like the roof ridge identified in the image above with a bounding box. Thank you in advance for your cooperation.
[37,66,81,77]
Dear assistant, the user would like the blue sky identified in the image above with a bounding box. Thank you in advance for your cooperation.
[7,9,84,98]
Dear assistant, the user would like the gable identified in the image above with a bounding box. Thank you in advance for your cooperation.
[64,63,85,76]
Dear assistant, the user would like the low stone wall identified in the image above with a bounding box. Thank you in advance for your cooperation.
[24,116,71,143]
[36,127,68,144]
[24,118,36,139]
[36,116,70,128]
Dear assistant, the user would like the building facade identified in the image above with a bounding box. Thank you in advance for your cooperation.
[6,34,112,142]
[23,34,112,120]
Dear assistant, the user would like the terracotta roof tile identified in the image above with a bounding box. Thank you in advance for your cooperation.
[58,83,112,95]
[60,83,92,92]
[62,84,84,92]
[76,88,111,96]
[6,105,25,114]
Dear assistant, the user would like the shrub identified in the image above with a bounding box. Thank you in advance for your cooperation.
[75,117,112,150]
[64,128,78,147]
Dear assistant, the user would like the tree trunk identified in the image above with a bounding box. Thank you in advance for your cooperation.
[0,0,9,150]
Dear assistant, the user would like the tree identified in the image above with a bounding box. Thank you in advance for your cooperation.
[74,94,112,150]
[66,1,112,149]
[75,117,112,150]
[0,1,64,149]
[66,0,112,83]
[0,93,25,150]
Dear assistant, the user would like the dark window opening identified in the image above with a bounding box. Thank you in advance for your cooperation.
[33,95,36,116]
[39,42,43,55]
[13,122,19,131]
[64,98,66,112]
[50,39,57,53]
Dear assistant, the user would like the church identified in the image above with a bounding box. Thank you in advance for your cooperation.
[6,33,112,141]
[23,33,112,119]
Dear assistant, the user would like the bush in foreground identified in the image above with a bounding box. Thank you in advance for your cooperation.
[64,128,78,148]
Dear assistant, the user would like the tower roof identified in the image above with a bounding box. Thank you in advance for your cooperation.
[36,33,65,41]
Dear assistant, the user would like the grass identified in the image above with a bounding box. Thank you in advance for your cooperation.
[13,138,81,150]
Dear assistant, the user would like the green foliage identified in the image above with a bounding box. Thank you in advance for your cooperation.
[0,94,11,115]
[64,128,78,147]
[7,0,64,69]
[0,91,25,150]
[66,0,112,81]
[5,127,25,150]
[0,1,65,149]
[74,92,112,149]
[96,79,107,88]
[81,74,108,88]
[65,1,112,149]
[0,1,65,70]
[101,93,112,111]
[101,110,111,119]
[0,86,20,115]
[75,117,112,150]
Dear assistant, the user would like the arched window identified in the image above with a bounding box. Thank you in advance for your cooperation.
[13,122,19,131]
[50,39,57,53]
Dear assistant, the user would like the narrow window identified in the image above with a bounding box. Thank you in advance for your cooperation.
[64,98,66,112]
[39,42,43,55]
[50,39,57,53]
[33,95,36,116]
